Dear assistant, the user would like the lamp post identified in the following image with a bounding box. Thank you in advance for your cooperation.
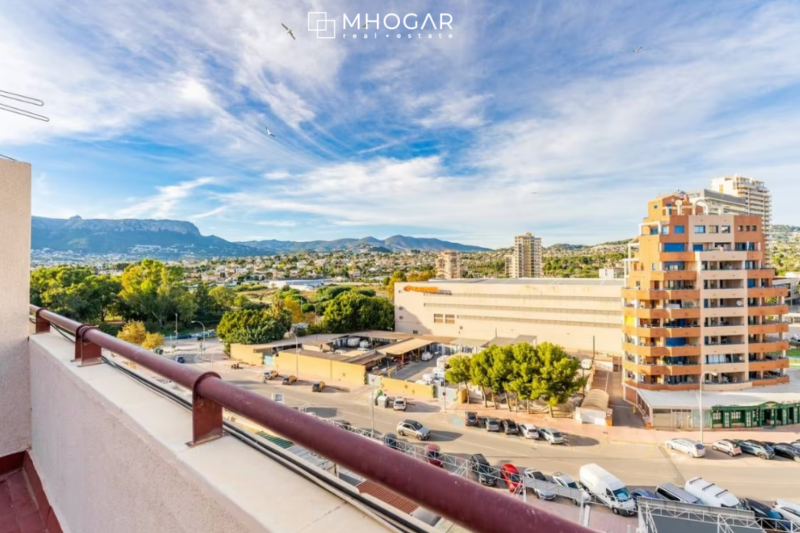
[192,320,206,354]
[698,371,718,444]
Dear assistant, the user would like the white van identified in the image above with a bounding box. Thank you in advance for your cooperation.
[578,464,636,516]
[683,477,741,509]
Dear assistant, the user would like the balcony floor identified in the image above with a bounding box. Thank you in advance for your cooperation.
[0,453,61,533]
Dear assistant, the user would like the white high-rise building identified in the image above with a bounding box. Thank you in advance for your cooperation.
[710,176,772,242]
[505,232,543,278]
[434,251,462,279]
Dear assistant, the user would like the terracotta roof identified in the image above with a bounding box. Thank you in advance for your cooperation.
[356,479,419,515]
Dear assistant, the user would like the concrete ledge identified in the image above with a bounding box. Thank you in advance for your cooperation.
[29,332,394,533]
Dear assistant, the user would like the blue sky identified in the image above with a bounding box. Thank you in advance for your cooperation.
[2,0,800,248]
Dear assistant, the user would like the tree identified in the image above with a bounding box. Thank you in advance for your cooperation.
[322,292,394,333]
[469,349,495,407]
[117,321,148,345]
[216,307,292,351]
[118,259,196,329]
[528,342,586,416]
[489,346,515,411]
[209,285,236,313]
[283,297,305,324]
[142,332,165,350]
[30,266,121,323]
[506,343,539,413]
[385,271,407,302]
[445,355,472,391]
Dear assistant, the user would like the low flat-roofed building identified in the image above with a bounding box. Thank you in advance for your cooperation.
[394,278,624,355]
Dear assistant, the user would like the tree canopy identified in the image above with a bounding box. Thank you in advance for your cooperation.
[322,291,394,333]
[119,259,197,329]
[216,307,293,350]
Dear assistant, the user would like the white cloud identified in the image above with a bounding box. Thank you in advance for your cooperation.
[119,177,216,219]
[256,220,297,227]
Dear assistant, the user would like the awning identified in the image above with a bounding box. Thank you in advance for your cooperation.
[380,338,436,356]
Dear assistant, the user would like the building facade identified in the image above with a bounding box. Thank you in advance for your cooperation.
[506,232,543,278]
[710,176,772,242]
[622,193,789,403]
[685,189,748,215]
[394,278,624,355]
[435,251,462,279]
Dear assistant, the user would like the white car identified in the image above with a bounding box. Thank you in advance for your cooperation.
[773,501,800,527]
[539,428,566,445]
[518,423,540,439]
[580,358,593,370]
[393,397,407,411]
[711,439,742,456]
[522,469,556,500]
[666,438,706,458]
[420,351,433,361]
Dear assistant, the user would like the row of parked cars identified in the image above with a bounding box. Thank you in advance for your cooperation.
[464,412,567,444]
[666,437,800,461]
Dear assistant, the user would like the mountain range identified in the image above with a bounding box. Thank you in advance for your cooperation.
[31,216,489,258]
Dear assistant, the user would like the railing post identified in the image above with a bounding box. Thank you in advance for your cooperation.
[74,325,102,366]
[190,372,224,446]
[34,308,50,334]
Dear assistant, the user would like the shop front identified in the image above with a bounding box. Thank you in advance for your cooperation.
[711,401,800,429]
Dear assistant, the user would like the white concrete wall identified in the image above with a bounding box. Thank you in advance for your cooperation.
[0,160,32,458]
[29,333,392,533]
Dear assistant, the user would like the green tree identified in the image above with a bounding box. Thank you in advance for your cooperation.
[216,307,292,351]
[445,355,472,390]
[322,292,394,333]
[528,342,585,416]
[142,332,165,350]
[506,343,539,413]
[119,259,197,329]
[469,349,495,407]
[30,266,121,323]
[385,271,407,302]
[209,285,236,313]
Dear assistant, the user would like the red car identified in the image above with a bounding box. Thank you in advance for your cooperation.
[500,464,523,493]
[426,444,443,468]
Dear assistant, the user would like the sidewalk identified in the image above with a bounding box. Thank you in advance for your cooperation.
[447,400,800,446]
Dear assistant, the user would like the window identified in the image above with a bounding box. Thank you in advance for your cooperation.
[708,225,718,234]
[661,225,670,235]
[653,204,658,210]
[738,225,743,232]
[433,314,444,324]
[445,314,456,324]
[652,263,656,271]
[721,225,731,234]
[693,244,704,252]
[694,225,706,234]
[674,225,685,234]
[399,315,404,320]
[712,411,722,421]
[664,243,686,252]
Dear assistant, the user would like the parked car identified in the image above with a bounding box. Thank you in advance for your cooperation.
[282,375,297,385]
[420,351,433,361]
[311,381,326,392]
[790,441,800,451]
[393,397,407,411]
[469,454,497,486]
[579,464,636,516]
[485,418,501,432]
[464,411,479,427]
[383,433,400,450]
[742,499,793,531]
[396,420,431,440]
[773,501,800,528]
[666,438,706,458]
[580,358,593,370]
[522,469,556,500]
[711,439,742,456]
[684,477,741,509]
[174,355,186,364]
[631,489,663,506]
[655,483,701,504]
[426,444,443,468]
[502,419,519,435]
[540,428,566,445]
[518,423,540,439]
[764,442,800,462]
[500,464,523,493]
[552,472,591,505]
[263,370,279,382]
[735,439,775,459]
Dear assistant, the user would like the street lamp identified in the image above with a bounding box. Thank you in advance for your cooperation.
[192,320,206,354]
[698,371,718,444]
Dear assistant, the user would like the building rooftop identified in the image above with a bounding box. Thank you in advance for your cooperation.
[401,278,626,286]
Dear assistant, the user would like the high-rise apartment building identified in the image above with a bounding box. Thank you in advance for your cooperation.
[623,192,789,401]
[685,189,748,216]
[435,250,462,279]
[710,176,772,242]
[506,232,543,278]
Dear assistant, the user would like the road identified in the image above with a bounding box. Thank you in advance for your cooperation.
[193,359,799,507]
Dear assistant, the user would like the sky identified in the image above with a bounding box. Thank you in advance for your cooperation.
[1,0,800,248]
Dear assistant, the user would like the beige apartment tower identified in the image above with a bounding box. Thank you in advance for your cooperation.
[435,251,462,279]
[710,176,772,242]
[506,232,543,278]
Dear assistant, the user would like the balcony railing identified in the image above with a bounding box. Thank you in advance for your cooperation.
[28,305,588,533]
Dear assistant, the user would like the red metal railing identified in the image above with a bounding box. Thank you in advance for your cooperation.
[30,305,592,533]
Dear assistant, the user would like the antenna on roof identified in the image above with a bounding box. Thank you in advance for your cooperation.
[0,88,50,122]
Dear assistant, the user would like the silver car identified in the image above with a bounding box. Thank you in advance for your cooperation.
[711,439,742,456]
[666,438,706,458]
[518,423,540,439]
[396,419,431,440]
[523,469,556,500]
[539,428,565,445]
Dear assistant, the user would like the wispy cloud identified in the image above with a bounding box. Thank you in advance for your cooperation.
[119,177,216,219]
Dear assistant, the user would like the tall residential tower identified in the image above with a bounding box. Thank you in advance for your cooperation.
[506,232,543,278]
[623,193,789,399]
[435,251,462,279]
[710,176,772,242]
